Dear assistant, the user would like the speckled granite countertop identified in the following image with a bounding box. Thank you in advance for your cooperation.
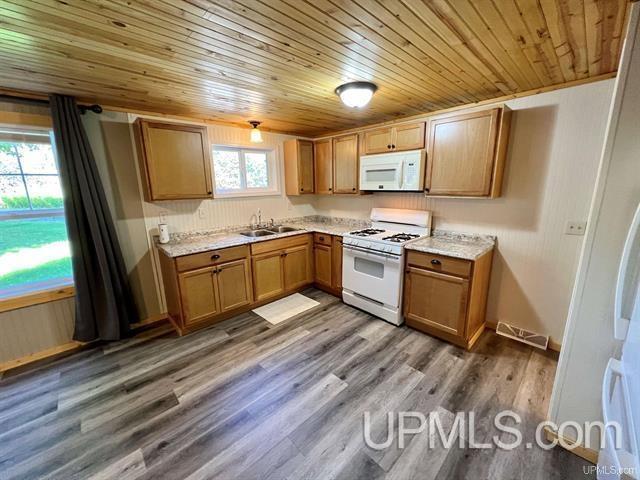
[404,230,495,260]
[157,216,369,258]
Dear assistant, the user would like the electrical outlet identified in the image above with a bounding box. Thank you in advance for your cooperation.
[565,221,586,235]
[198,206,206,219]
[159,210,168,224]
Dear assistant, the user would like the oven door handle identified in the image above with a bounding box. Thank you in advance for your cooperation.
[343,244,402,262]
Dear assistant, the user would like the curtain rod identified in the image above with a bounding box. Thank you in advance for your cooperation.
[0,94,103,115]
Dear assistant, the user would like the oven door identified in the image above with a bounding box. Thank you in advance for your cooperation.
[359,160,402,191]
[342,244,403,308]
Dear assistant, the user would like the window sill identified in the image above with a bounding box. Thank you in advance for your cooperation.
[213,190,281,199]
[0,284,75,314]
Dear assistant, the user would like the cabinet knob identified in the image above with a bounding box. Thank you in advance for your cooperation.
[431,259,441,265]
[387,144,391,149]
[424,188,430,193]
[352,187,356,191]
[207,191,212,194]
[300,188,304,192]
[328,187,332,191]
[319,236,324,241]
[211,254,220,260]
[392,144,396,149]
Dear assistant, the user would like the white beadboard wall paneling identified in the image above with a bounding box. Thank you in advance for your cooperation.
[0,298,75,363]
[314,79,616,345]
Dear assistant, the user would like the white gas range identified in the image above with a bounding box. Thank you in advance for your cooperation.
[342,208,432,326]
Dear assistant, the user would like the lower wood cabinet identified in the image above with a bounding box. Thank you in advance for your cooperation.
[178,266,221,326]
[251,234,313,303]
[403,249,493,349]
[217,258,253,312]
[312,233,343,296]
[159,232,332,335]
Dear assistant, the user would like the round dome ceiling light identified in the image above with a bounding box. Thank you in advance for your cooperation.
[335,81,378,108]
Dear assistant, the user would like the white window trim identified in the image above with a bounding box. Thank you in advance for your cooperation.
[211,144,281,199]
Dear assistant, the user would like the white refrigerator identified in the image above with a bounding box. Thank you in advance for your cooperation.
[599,202,640,479]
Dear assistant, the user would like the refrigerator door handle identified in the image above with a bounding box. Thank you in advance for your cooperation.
[614,202,640,340]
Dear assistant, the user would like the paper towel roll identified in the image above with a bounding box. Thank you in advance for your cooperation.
[158,223,170,244]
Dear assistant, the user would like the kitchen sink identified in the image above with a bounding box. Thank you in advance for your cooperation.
[239,229,276,237]
[266,226,300,233]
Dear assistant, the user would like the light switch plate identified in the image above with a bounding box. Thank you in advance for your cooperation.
[565,221,586,235]
[159,210,168,224]
[198,206,206,219]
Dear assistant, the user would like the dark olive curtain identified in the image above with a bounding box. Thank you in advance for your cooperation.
[49,94,137,342]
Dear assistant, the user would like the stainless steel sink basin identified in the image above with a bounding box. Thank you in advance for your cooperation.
[266,226,300,233]
[239,229,275,237]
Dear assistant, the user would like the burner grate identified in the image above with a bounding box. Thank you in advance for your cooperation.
[382,233,420,243]
[349,228,386,237]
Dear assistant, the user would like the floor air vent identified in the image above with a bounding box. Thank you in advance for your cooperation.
[496,322,549,350]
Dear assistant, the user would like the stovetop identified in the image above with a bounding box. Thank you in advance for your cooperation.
[344,226,429,255]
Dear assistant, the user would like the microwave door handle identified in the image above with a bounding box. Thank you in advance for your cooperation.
[398,159,404,189]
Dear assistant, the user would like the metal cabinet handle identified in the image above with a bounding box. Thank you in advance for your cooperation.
[431,259,441,265]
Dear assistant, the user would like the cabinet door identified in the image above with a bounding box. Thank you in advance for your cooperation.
[426,109,499,196]
[137,120,213,200]
[394,122,425,151]
[299,140,315,194]
[333,134,359,194]
[314,244,332,288]
[404,267,468,338]
[331,236,343,291]
[216,258,253,313]
[363,127,394,154]
[314,139,333,194]
[178,266,219,326]
[252,251,284,302]
[283,244,312,290]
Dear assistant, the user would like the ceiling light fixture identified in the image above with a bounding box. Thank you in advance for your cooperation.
[248,120,263,143]
[335,81,378,108]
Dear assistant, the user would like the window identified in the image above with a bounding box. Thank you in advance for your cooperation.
[0,129,73,298]
[212,146,278,197]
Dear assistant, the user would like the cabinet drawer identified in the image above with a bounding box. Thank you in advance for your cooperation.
[314,233,332,246]
[176,245,249,272]
[406,251,471,278]
[250,233,311,256]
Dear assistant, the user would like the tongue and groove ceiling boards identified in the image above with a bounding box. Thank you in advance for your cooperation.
[0,0,630,136]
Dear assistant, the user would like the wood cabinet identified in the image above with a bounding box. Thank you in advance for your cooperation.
[135,119,213,201]
[252,251,285,302]
[250,234,313,302]
[333,134,359,194]
[178,267,220,326]
[170,250,253,331]
[403,249,493,350]
[216,258,253,313]
[314,139,333,194]
[331,236,343,291]
[425,106,511,198]
[284,139,314,195]
[362,122,425,154]
[314,243,332,289]
[312,233,343,296]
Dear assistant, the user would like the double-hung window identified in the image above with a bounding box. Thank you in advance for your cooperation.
[211,146,278,197]
[0,128,73,299]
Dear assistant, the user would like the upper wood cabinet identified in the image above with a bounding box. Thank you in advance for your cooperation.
[425,106,511,198]
[333,134,359,194]
[314,139,333,194]
[362,122,425,154]
[135,119,213,201]
[284,139,314,195]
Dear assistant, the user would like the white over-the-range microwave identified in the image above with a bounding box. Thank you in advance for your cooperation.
[359,149,426,191]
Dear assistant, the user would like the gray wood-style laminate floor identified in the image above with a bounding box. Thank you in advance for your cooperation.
[0,289,593,480]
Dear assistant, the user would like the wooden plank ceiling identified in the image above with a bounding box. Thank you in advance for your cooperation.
[0,0,630,136]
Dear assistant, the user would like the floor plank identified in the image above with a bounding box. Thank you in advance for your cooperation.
[0,288,593,479]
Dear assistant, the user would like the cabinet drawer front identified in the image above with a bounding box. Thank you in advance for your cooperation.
[176,245,249,272]
[406,251,471,278]
[313,233,332,246]
[250,233,311,256]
